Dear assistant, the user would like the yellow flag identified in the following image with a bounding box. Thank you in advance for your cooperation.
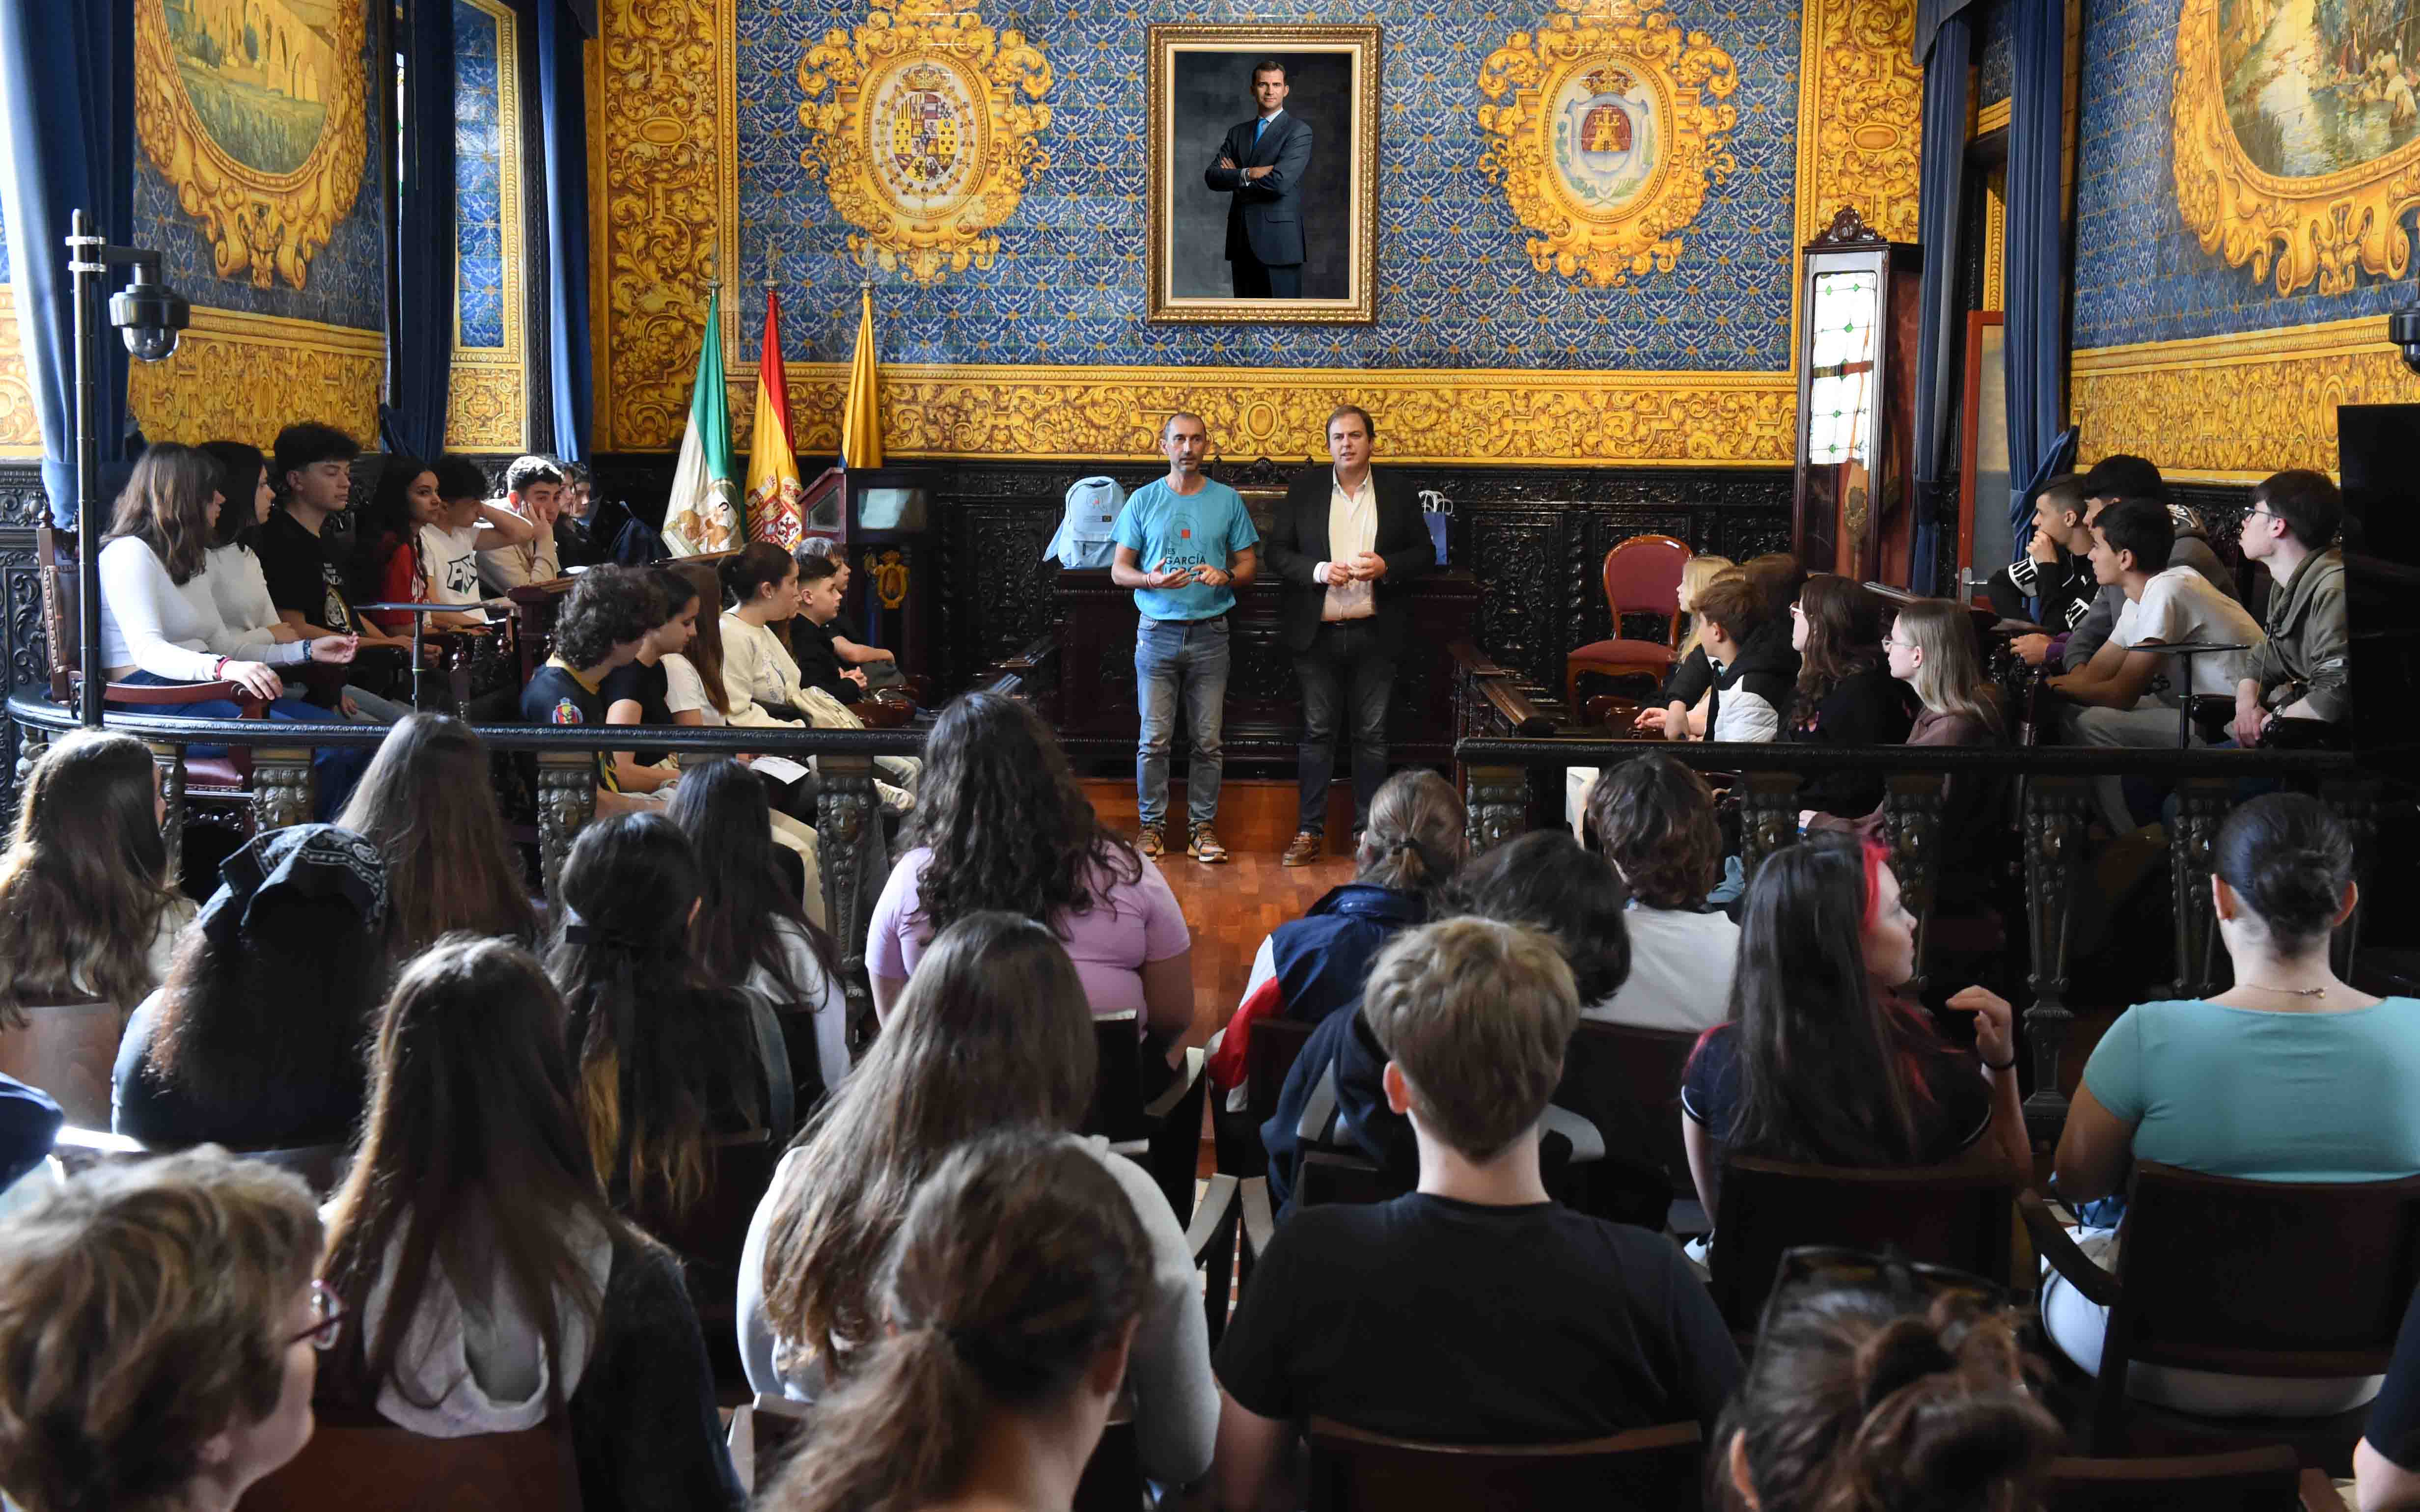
[840,286,883,468]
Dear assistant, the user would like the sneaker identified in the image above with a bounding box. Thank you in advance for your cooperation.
[1187,824,1229,864]
[1137,824,1165,859]
[1282,830,1323,867]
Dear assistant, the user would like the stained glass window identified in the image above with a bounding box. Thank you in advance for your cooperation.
[1805,269,1877,467]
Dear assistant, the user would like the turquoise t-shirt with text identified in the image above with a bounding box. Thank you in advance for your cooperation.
[1112,478,1259,622]
[2082,996,2420,1182]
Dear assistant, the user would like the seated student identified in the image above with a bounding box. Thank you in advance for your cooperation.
[1261,830,1629,1212]
[422,453,537,622]
[553,461,604,570]
[758,1130,1150,1512]
[2046,495,2266,833]
[258,422,413,660]
[112,824,386,1150]
[1628,553,1738,737]
[741,913,1216,1487]
[667,758,847,1097]
[797,536,903,689]
[475,455,567,595]
[1786,575,1914,818]
[0,1148,326,1512]
[1583,752,1737,1032]
[549,813,779,1228]
[2047,794,2420,1417]
[346,450,441,636]
[602,566,699,798]
[333,712,539,962]
[520,564,662,817]
[868,692,1190,1036]
[2232,468,2349,744]
[2042,455,2243,673]
[1206,769,1464,1092]
[319,936,742,1512]
[1805,599,2005,910]
[719,544,919,808]
[0,729,193,1023]
[658,560,825,849]
[790,551,868,706]
[1682,836,2030,1224]
[1682,572,1797,742]
[1719,1265,2061,1512]
[2360,1296,2420,1510]
[1984,473,2099,635]
[1213,917,1739,1508]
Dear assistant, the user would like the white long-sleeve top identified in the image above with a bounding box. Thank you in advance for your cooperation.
[203,544,288,652]
[100,537,309,681]
[720,615,814,714]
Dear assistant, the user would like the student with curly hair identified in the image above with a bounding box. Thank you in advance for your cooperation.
[1584,751,1737,1031]
[520,564,665,816]
[867,692,1193,1038]
[0,1148,328,1512]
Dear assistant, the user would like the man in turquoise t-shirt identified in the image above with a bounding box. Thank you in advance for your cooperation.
[1111,412,1260,863]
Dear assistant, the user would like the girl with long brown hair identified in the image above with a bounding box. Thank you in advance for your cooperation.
[740,912,1215,1486]
[868,692,1193,1036]
[1784,574,1914,818]
[319,935,740,1511]
[0,729,190,1017]
[761,1129,1152,1512]
[335,713,538,962]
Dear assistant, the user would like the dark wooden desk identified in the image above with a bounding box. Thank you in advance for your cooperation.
[1049,570,1481,765]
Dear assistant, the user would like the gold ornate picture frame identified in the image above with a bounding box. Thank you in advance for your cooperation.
[1146,24,1380,324]
[133,0,369,292]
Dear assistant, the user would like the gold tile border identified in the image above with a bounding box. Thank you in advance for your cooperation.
[0,287,39,458]
[126,306,385,450]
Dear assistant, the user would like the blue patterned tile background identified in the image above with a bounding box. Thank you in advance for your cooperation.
[456,0,506,349]
[1976,0,2010,110]
[134,0,386,332]
[2070,0,2416,349]
[0,178,10,285]
[734,0,1804,371]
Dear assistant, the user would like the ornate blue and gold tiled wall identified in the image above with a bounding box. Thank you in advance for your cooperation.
[125,0,388,449]
[448,0,531,452]
[2066,0,2419,478]
[590,0,1927,463]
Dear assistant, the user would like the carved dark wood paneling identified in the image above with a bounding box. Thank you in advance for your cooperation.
[0,461,43,829]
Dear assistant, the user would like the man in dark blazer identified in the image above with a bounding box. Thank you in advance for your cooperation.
[1203,60,1313,298]
[1262,405,1437,865]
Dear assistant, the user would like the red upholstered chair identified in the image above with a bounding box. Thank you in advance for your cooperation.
[1564,534,1691,710]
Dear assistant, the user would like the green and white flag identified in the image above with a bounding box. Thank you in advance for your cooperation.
[662,288,739,556]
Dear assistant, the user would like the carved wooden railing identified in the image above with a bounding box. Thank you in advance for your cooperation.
[1453,732,2376,1143]
[8,692,930,1030]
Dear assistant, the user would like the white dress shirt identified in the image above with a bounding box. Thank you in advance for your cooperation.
[1318,468,1377,622]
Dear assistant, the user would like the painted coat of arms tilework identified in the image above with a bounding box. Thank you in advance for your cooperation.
[1477,0,1739,287]
[798,0,1052,284]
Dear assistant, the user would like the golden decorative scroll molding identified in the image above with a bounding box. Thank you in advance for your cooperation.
[449,0,530,452]
[1795,0,1923,248]
[132,0,370,291]
[2070,317,2417,480]
[2171,0,2420,296]
[0,291,39,458]
[127,306,384,449]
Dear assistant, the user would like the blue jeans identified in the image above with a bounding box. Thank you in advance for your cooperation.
[109,672,372,821]
[1295,619,1394,835]
[1135,614,1229,829]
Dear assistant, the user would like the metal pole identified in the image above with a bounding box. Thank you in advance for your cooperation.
[69,209,103,727]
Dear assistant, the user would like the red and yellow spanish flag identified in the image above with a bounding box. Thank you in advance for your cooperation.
[745,288,806,550]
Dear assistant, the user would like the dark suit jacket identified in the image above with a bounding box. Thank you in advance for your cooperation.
[1261,465,1436,656]
[1203,112,1312,268]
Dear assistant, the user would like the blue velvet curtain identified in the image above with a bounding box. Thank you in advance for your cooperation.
[1913,0,1984,67]
[1908,8,1973,596]
[2004,0,2068,549]
[538,0,594,462]
[0,0,137,527]
[383,0,457,461]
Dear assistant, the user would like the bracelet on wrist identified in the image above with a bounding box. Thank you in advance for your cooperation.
[1981,1051,2018,1072]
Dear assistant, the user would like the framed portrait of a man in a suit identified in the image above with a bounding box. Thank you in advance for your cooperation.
[1147,25,1379,324]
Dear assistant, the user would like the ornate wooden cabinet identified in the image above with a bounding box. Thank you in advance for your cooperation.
[1791,207,1923,585]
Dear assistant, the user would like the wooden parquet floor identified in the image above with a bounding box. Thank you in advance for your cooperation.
[1158,848,1358,1038]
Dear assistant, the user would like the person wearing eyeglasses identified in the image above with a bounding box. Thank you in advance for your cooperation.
[0,1148,330,1512]
[2231,469,2349,747]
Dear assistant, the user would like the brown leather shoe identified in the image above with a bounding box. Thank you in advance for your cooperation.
[1136,824,1165,859]
[1187,824,1229,864]
[1282,830,1323,867]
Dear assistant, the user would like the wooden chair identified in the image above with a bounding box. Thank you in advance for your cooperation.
[239,1407,579,1512]
[1707,1156,2018,1333]
[0,997,125,1128]
[1305,1417,1702,1512]
[2023,1163,2420,1473]
[1555,1019,1703,1232]
[1563,533,1691,709]
[2043,1446,2349,1512]
[1082,1010,1208,1223]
